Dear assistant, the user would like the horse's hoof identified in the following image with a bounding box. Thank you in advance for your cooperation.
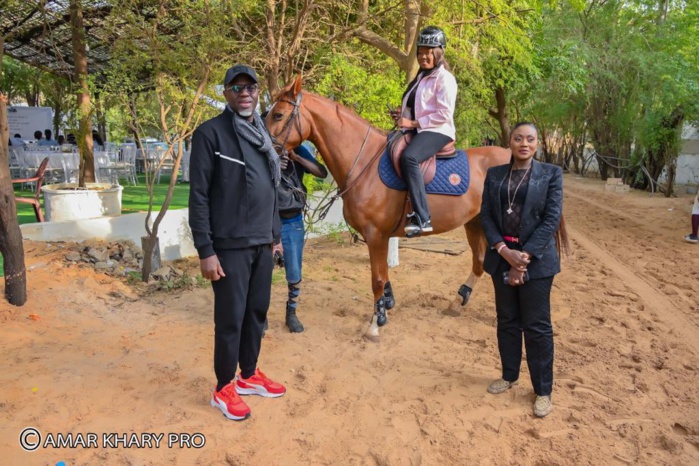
[365,316,380,341]
[442,299,461,317]
[458,284,472,306]
[384,297,395,310]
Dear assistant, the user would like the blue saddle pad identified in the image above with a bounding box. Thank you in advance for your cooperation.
[378,149,470,196]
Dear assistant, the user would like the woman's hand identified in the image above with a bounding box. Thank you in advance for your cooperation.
[507,268,527,287]
[396,117,417,129]
[500,248,530,271]
[387,107,401,123]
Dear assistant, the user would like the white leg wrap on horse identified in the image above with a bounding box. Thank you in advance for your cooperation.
[364,315,380,341]
[387,238,399,268]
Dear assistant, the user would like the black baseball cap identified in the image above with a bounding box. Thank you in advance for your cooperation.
[223,64,258,86]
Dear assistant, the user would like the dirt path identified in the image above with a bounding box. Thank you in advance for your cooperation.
[1,174,698,465]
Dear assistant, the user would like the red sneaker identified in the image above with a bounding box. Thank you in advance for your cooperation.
[211,383,251,421]
[235,369,286,398]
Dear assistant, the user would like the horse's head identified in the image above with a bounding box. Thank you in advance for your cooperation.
[265,75,311,152]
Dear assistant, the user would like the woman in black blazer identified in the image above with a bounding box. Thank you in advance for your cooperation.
[480,122,569,418]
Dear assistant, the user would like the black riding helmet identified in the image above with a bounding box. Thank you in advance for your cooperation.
[417,26,446,49]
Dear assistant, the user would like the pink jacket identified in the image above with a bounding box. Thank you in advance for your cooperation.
[401,65,457,140]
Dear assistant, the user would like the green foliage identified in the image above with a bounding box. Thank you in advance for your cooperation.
[125,271,142,284]
[314,53,404,130]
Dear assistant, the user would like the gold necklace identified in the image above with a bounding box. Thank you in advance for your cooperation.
[506,165,531,215]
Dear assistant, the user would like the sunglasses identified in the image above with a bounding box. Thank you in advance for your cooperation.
[226,84,259,94]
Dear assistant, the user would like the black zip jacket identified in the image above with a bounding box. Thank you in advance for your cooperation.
[188,108,281,259]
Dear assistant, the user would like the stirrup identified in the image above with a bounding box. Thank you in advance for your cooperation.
[404,213,432,237]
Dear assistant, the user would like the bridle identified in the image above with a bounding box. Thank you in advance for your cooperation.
[269,93,303,159]
[268,91,389,221]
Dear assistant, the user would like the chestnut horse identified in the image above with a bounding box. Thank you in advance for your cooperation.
[266,77,511,341]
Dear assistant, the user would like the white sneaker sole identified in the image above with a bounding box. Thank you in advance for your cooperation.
[210,397,250,421]
[235,385,285,398]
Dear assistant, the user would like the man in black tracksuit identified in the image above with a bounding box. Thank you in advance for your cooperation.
[189,64,286,421]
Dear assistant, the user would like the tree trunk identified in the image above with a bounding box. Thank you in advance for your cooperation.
[141,235,161,280]
[664,160,675,197]
[70,0,95,186]
[0,40,28,305]
[95,94,107,144]
[354,0,420,80]
[488,87,510,147]
[264,0,282,95]
[53,97,62,142]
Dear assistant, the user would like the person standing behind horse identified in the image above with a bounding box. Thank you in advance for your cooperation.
[389,25,457,237]
[480,122,568,418]
[189,64,286,421]
[279,143,328,332]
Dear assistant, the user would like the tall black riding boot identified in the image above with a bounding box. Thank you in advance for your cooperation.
[286,282,304,333]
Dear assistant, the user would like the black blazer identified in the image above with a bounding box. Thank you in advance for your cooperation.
[480,159,563,280]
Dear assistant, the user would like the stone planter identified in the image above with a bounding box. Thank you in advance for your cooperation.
[41,183,123,222]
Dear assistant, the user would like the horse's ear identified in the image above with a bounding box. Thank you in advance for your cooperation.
[292,74,303,97]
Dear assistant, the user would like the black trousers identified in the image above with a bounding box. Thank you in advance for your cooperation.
[491,261,555,396]
[400,130,453,223]
[212,245,273,388]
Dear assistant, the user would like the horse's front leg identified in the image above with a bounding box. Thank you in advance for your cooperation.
[364,232,390,342]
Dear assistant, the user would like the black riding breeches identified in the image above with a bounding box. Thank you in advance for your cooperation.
[400,130,453,223]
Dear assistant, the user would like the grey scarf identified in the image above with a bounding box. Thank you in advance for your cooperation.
[231,108,281,187]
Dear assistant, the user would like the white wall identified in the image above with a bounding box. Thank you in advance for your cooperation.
[20,210,197,261]
[579,124,699,186]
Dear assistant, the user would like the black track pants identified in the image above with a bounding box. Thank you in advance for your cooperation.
[212,245,273,388]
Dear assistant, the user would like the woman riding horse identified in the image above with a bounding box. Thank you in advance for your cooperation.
[390,26,457,237]
[265,76,511,341]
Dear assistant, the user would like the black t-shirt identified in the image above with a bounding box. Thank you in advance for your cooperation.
[500,168,531,238]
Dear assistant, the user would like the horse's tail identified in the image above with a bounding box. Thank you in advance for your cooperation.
[555,215,571,258]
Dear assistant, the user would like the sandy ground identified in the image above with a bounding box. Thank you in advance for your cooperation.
[1,174,698,465]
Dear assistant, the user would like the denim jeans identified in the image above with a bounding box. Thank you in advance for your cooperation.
[281,216,305,284]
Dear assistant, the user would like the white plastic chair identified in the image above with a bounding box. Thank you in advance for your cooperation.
[114,145,138,185]
[94,151,117,185]
[8,147,24,179]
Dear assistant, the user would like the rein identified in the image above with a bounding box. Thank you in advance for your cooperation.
[314,126,389,222]
[269,92,390,222]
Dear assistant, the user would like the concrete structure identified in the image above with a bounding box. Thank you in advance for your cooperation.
[20,191,349,262]
[41,183,123,222]
[21,209,196,261]
[582,124,699,188]
[671,125,699,185]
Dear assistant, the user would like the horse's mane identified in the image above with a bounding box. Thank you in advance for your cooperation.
[274,85,387,136]
[307,92,387,135]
